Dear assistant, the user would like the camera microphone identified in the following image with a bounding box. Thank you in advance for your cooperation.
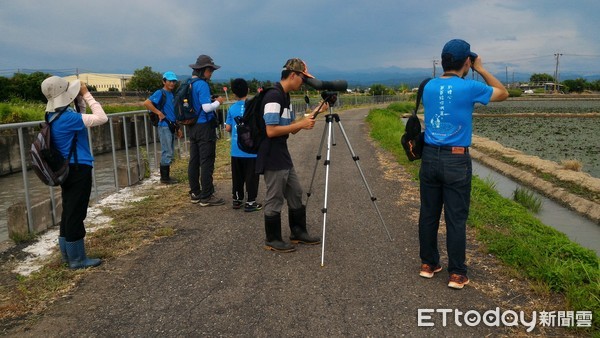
[305,78,348,92]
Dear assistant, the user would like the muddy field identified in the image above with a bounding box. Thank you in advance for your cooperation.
[473,99,600,178]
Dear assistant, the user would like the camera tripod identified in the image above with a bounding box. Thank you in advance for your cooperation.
[305,95,392,266]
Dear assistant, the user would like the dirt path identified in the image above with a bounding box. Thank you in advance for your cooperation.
[1,108,575,336]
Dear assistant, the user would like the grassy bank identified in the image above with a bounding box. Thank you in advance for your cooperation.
[366,103,599,333]
[0,99,145,124]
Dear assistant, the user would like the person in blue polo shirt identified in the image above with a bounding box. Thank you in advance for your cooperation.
[418,39,508,289]
[225,78,263,212]
[41,76,108,269]
[144,71,179,184]
[187,54,226,206]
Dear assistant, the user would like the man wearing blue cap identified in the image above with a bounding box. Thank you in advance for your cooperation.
[418,39,508,289]
[144,71,179,184]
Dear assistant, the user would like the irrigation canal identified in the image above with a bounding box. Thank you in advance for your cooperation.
[1,151,599,257]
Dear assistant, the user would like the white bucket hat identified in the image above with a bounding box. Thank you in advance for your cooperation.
[41,76,81,112]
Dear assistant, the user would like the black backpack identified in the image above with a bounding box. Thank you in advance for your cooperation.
[401,78,431,161]
[147,89,166,127]
[30,111,78,186]
[174,78,200,125]
[235,87,281,154]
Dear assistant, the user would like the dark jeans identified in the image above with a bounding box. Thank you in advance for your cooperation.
[60,164,93,242]
[418,145,472,276]
[231,156,260,202]
[188,123,216,199]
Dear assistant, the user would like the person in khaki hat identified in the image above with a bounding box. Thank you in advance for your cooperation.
[41,76,108,269]
[256,58,329,252]
[186,54,226,206]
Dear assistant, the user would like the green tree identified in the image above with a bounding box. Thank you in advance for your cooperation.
[8,72,51,101]
[369,84,393,96]
[0,76,10,101]
[127,66,162,91]
[562,78,587,93]
[529,73,555,83]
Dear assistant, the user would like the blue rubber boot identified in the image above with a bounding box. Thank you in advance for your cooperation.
[65,238,102,270]
[58,237,68,264]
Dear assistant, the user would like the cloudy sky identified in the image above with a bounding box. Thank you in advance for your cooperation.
[1,0,599,79]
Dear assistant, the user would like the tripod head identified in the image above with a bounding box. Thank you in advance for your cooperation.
[321,91,338,105]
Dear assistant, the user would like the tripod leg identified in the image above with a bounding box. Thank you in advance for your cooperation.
[320,114,335,266]
[334,117,393,241]
[305,116,329,207]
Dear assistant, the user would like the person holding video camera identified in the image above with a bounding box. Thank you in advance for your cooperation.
[256,58,329,252]
[187,54,226,206]
[41,76,108,269]
[418,39,508,288]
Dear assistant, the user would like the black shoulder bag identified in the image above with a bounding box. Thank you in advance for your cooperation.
[401,78,431,161]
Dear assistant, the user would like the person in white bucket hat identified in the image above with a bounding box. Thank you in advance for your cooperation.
[41,76,108,269]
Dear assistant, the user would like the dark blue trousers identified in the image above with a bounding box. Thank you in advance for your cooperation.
[418,145,472,276]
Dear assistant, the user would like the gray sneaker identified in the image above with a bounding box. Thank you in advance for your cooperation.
[199,194,225,207]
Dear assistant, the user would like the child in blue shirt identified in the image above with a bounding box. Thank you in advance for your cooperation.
[225,78,262,212]
[144,71,178,184]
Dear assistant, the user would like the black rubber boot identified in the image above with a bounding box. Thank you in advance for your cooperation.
[264,214,296,252]
[160,165,178,184]
[289,206,320,245]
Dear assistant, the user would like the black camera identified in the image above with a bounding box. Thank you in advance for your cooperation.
[321,91,337,105]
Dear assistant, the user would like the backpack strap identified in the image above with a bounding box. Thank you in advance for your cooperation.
[413,78,432,117]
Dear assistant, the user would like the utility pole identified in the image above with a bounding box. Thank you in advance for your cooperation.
[505,66,509,87]
[432,59,438,77]
[554,53,563,93]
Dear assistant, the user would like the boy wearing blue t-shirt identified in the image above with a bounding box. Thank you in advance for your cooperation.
[225,78,262,212]
[144,71,179,184]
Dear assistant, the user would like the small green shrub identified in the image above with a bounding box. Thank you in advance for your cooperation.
[508,89,522,97]
[513,187,543,213]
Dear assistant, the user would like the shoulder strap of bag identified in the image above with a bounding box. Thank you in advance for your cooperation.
[413,78,432,117]
[47,109,78,164]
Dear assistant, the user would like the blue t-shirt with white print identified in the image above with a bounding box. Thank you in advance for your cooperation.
[422,76,492,147]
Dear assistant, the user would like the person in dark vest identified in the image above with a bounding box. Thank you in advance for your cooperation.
[41,76,108,269]
[255,58,329,252]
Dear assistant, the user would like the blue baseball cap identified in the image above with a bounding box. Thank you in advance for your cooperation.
[162,71,178,81]
[442,39,478,61]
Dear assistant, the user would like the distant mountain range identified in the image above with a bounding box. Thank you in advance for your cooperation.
[8,66,598,88]
[215,66,600,88]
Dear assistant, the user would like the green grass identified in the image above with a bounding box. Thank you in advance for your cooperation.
[513,187,543,213]
[367,104,600,333]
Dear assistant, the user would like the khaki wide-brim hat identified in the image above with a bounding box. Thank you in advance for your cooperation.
[41,76,81,112]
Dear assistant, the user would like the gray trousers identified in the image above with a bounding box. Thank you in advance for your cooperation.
[263,167,303,217]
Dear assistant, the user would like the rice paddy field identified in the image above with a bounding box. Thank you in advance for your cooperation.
[473,99,600,178]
